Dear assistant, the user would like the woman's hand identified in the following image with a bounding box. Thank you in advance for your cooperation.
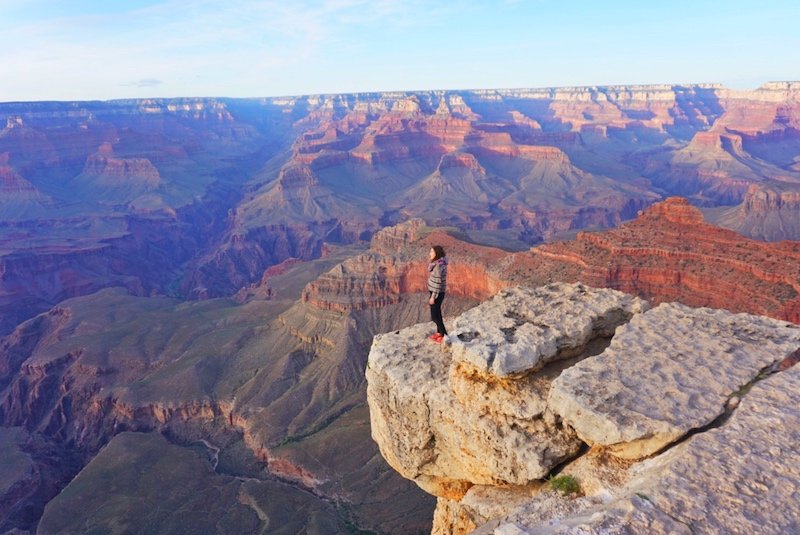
[429,297,435,305]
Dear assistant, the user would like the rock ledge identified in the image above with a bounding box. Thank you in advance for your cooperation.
[366,283,800,534]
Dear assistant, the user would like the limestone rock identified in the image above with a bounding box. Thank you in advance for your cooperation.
[449,283,648,377]
[366,283,647,495]
[549,302,800,458]
[627,364,800,534]
[485,364,800,534]
[433,487,541,535]
[367,322,584,494]
[370,283,800,534]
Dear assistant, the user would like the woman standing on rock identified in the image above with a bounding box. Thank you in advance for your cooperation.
[427,245,448,343]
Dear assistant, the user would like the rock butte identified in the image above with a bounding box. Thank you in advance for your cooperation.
[367,283,800,533]
[530,197,800,323]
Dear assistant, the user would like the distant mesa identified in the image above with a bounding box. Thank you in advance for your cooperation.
[80,142,161,188]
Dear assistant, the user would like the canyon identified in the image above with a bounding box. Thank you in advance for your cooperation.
[2,83,800,331]
[1,83,800,533]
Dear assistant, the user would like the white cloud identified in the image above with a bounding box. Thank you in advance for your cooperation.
[123,78,164,88]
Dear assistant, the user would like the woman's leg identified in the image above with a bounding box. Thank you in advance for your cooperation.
[430,293,447,336]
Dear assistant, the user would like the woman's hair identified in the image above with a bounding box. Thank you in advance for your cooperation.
[431,245,446,260]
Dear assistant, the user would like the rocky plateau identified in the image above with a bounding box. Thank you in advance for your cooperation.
[367,284,800,534]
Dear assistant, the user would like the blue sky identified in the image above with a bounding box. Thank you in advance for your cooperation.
[2,0,799,101]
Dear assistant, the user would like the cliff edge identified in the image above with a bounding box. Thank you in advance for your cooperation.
[366,283,800,534]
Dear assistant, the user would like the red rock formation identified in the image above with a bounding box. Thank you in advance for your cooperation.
[528,198,800,322]
[194,83,800,300]
[299,199,800,324]
[302,221,509,312]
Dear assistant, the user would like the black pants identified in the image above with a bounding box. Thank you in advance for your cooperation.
[429,292,447,336]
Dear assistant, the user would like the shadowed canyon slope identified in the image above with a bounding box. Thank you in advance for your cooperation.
[1,83,800,532]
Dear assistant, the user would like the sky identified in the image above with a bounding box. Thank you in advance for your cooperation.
[1,0,799,102]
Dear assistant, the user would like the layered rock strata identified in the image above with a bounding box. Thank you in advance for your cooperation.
[367,283,800,533]
[300,198,800,327]
[530,197,800,323]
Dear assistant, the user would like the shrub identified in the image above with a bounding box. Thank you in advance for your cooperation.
[548,474,581,496]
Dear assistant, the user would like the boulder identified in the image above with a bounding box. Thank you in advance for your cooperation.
[450,283,647,377]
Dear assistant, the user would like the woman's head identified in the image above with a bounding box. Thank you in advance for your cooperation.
[430,245,446,261]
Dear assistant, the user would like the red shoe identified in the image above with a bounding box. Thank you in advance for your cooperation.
[430,333,444,343]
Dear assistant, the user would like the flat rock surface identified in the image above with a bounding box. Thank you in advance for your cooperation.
[549,302,800,458]
[449,283,647,377]
[487,364,800,534]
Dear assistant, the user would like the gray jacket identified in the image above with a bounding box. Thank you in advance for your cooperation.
[427,258,448,299]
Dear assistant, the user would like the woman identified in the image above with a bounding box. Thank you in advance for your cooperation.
[427,245,448,343]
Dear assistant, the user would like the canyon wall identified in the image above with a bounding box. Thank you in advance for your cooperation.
[3,195,798,532]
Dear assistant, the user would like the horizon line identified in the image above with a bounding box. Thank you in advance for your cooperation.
[2,81,799,106]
